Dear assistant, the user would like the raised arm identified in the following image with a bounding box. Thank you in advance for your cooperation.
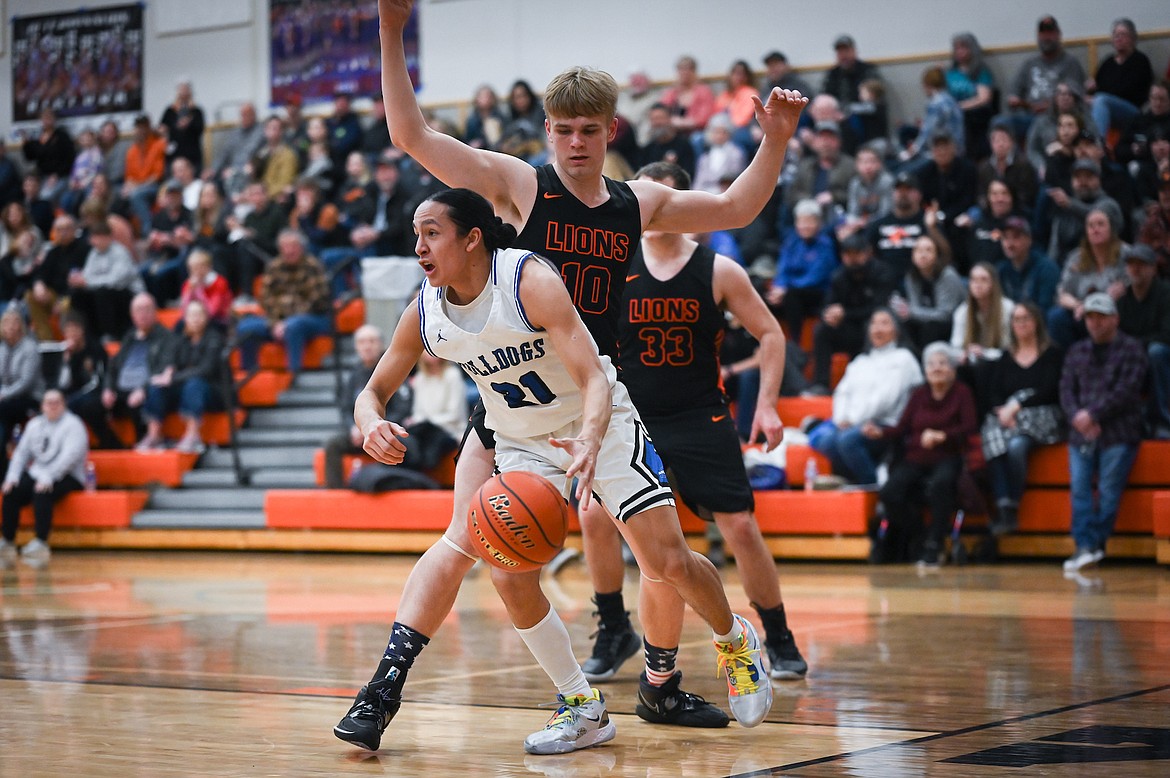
[713,255,785,450]
[631,88,807,235]
[355,300,427,465]
[378,0,535,226]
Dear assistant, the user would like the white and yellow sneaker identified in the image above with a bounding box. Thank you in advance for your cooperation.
[524,688,616,755]
[715,615,773,728]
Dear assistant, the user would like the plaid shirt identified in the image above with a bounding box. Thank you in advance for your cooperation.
[1059,332,1148,447]
[259,255,331,323]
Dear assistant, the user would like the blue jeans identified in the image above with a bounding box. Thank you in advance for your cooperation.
[236,313,332,374]
[1147,342,1170,432]
[808,422,887,485]
[987,434,1035,505]
[127,183,160,234]
[143,377,221,422]
[1067,441,1138,552]
[1091,93,1140,137]
[318,246,371,298]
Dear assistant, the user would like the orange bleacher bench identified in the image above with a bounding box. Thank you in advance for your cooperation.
[335,298,365,334]
[1026,442,1170,487]
[266,489,456,531]
[109,410,247,447]
[90,450,199,487]
[776,397,832,429]
[229,335,333,371]
[19,490,149,530]
[237,370,293,406]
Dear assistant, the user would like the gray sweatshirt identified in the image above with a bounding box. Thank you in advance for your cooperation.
[5,410,89,485]
[82,240,143,291]
[0,335,45,401]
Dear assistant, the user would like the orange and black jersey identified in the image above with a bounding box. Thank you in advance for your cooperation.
[516,165,641,361]
[618,244,727,416]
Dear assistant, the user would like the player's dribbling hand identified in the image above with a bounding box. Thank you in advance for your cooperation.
[363,419,409,465]
[754,88,808,143]
[379,0,414,29]
[549,435,597,511]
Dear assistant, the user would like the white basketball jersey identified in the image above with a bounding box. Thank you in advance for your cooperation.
[418,248,617,438]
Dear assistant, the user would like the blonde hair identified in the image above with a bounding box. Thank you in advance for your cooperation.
[963,261,1007,349]
[543,67,619,121]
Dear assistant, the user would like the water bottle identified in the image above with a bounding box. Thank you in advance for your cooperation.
[85,460,98,492]
[804,456,818,493]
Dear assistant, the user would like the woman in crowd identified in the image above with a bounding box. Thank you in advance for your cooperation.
[0,203,43,260]
[714,60,761,153]
[866,342,977,566]
[892,231,966,351]
[961,178,1020,268]
[498,79,546,160]
[946,32,997,161]
[138,300,224,453]
[977,302,1064,559]
[807,308,923,486]
[951,261,1015,363]
[1025,81,1093,179]
[1048,207,1129,347]
[463,85,506,151]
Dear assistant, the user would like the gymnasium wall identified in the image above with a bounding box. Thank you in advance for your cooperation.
[3,0,1169,137]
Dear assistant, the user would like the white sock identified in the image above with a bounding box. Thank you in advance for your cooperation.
[714,615,745,645]
[515,606,592,698]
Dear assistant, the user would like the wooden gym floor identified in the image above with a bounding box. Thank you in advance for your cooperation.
[1,550,1168,777]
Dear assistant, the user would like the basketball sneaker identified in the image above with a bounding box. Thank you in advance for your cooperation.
[582,620,640,682]
[766,630,809,680]
[635,671,729,728]
[523,688,616,755]
[333,672,402,751]
[714,615,773,728]
[20,538,50,567]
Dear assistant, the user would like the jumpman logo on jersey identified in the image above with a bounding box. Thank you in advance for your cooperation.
[436,330,448,343]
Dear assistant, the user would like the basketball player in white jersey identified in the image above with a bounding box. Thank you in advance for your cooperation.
[344,189,773,754]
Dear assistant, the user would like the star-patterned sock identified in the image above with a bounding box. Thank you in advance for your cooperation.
[370,621,430,694]
[643,639,678,686]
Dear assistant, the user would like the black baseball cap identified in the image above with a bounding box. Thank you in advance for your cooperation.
[840,232,870,253]
[1003,216,1031,236]
[893,170,920,189]
[1038,15,1060,33]
[763,51,787,64]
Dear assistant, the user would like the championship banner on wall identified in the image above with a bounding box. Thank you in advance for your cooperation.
[10,3,145,122]
[270,0,419,107]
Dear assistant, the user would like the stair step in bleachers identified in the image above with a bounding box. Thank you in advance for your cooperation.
[149,487,268,511]
[249,405,341,428]
[132,509,267,529]
[203,445,318,469]
[235,427,336,447]
[247,468,319,489]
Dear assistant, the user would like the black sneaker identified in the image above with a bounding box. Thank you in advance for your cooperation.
[333,675,402,750]
[635,671,729,728]
[766,631,809,680]
[582,620,641,682]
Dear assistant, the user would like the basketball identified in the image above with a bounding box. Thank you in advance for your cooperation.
[467,471,568,572]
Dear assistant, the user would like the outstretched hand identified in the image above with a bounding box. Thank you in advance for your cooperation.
[549,435,598,511]
[754,88,809,144]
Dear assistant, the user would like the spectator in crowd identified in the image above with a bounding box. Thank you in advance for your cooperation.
[639,103,697,177]
[288,177,348,259]
[1132,126,1169,207]
[1115,80,1170,168]
[761,51,814,99]
[977,122,1040,216]
[251,115,299,203]
[101,293,176,448]
[138,300,225,453]
[842,142,893,238]
[807,233,896,395]
[658,55,718,144]
[1050,206,1130,347]
[0,228,39,312]
[946,32,997,161]
[222,182,285,300]
[850,78,890,151]
[463,85,506,151]
[0,145,21,209]
[766,199,837,345]
[997,216,1061,311]
[323,324,406,488]
[1073,130,1137,241]
[714,60,762,154]
[20,108,75,202]
[1059,292,1147,573]
[918,131,979,272]
[868,342,976,566]
[327,90,364,181]
[1085,18,1155,141]
[27,214,88,340]
[97,120,129,188]
[0,310,45,478]
[0,389,88,568]
[1005,15,1087,140]
[78,198,137,261]
[1026,83,1091,181]
[497,79,546,161]
[891,230,966,350]
[120,115,167,235]
[1138,173,1170,274]
[300,117,336,195]
[807,307,923,484]
[190,181,230,258]
[209,102,264,201]
[799,94,862,157]
[951,261,1015,362]
[822,35,881,108]
[48,313,114,448]
[234,230,331,379]
[899,67,965,168]
[160,80,207,174]
[179,248,234,331]
[410,349,470,443]
[692,114,747,194]
[60,129,104,216]
[282,95,309,155]
[357,93,390,160]
[18,174,54,239]
[868,171,932,283]
[363,152,417,257]
[140,180,195,305]
[1047,160,1123,266]
[977,302,1065,558]
[169,157,203,212]
[961,178,1019,269]
[1115,244,1170,439]
[786,120,854,221]
[69,219,143,340]
[1,202,43,262]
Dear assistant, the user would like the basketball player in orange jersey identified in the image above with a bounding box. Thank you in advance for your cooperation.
[334,0,806,751]
[578,162,807,730]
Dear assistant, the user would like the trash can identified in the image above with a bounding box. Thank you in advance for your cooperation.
[360,256,425,335]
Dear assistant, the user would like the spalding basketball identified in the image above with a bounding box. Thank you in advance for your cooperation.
[467,471,568,572]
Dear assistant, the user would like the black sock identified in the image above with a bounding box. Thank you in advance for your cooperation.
[752,601,790,644]
[370,621,430,692]
[643,639,679,686]
[593,590,629,629]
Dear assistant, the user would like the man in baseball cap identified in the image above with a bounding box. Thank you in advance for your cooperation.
[998,215,1060,310]
[1117,243,1170,438]
[822,33,881,106]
